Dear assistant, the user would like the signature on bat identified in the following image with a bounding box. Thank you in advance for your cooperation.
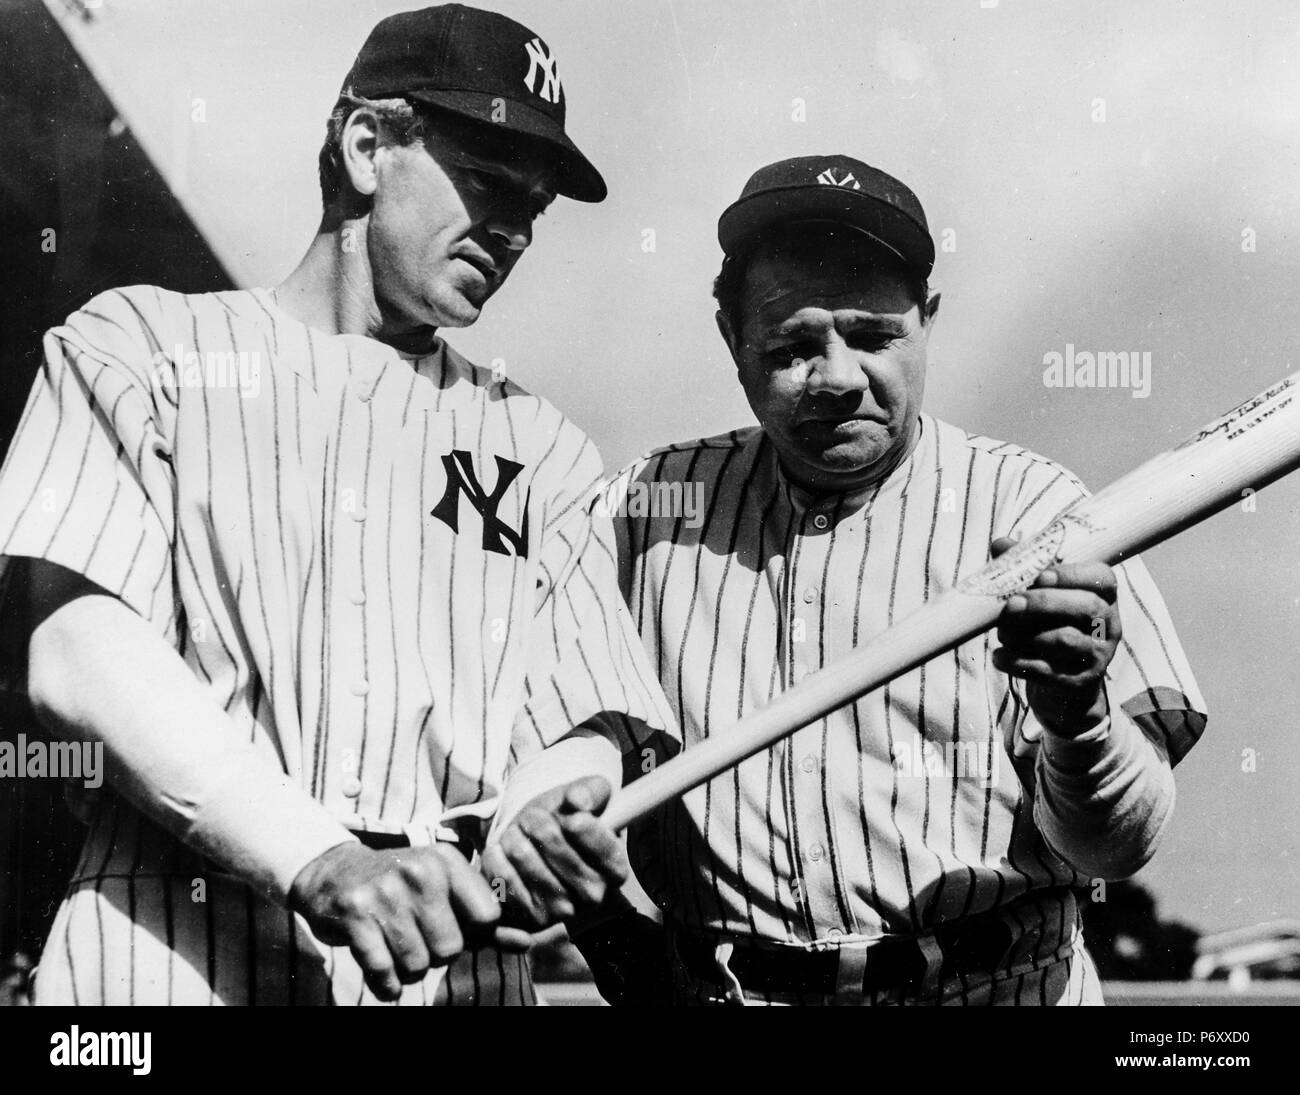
[956,520,1068,599]
[1177,376,1297,449]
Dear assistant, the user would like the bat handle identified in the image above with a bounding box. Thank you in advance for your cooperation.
[602,785,652,834]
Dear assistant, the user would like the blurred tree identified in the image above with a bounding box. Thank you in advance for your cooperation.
[1078,879,1201,980]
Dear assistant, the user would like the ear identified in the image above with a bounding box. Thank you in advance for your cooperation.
[921,288,941,330]
[716,309,742,367]
[339,107,382,199]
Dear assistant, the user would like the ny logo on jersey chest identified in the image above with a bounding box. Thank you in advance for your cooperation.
[431,450,531,558]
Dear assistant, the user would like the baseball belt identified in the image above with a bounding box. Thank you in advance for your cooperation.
[352,829,412,851]
[349,823,478,861]
[671,891,1074,998]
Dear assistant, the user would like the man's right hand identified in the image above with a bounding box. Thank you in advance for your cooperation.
[289,842,508,1002]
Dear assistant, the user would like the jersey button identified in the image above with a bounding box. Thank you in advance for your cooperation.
[354,365,382,401]
[827,928,844,941]
[350,586,366,605]
[341,776,362,799]
[806,842,825,863]
[350,506,368,522]
[812,513,830,531]
[799,754,817,773]
[802,586,817,604]
[351,679,370,697]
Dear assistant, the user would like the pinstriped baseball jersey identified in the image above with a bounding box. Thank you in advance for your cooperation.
[0,284,675,1005]
[606,414,1206,956]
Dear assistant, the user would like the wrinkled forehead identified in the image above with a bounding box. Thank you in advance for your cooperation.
[744,241,919,332]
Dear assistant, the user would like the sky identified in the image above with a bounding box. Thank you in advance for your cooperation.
[52,0,1300,935]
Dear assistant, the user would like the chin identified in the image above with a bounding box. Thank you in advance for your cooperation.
[789,438,895,487]
[433,309,480,329]
[816,437,889,467]
[815,454,881,478]
[776,416,913,488]
[425,293,483,329]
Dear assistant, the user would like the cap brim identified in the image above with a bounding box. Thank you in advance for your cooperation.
[718,185,933,276]
[407,89,607,202]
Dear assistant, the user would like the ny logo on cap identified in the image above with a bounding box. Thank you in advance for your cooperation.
[817,167,862,190]
[523,37,562,104]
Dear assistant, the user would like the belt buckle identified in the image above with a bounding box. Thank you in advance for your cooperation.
[833,935,940,1004]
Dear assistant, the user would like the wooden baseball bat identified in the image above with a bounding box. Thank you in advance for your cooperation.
[602,371,1300,833]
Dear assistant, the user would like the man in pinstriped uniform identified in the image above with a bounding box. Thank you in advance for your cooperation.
[585,155,1206,1005]
[0,5,676,1005]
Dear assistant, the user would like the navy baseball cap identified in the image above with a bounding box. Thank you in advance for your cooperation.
[342,4,606,202]
[717,155,934,278]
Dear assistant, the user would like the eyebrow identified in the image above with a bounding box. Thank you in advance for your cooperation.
[758,313,909,342]
[450,147,556,201]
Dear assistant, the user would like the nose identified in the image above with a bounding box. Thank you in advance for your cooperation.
[485,202,533,253]
[805,337,870,397]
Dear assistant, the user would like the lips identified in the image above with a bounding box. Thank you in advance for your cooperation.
[801,414,878,428]
[457,253,498,282]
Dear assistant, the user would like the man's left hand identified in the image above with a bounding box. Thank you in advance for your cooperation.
[480,776,628,931]
[989,536,1122,736]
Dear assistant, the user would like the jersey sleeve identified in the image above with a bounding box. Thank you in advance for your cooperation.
[512,421,679,773]
[0,289,177,632]
[1001,457,1207,766]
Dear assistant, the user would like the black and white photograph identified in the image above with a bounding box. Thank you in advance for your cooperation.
[0,0,1296,1053]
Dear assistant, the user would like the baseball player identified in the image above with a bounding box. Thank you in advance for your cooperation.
[584,156,1207,1005]
[0,5,676,1006]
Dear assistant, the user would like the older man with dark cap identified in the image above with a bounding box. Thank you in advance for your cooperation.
[0,5,676,1005]
[586,155,1206,1005]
